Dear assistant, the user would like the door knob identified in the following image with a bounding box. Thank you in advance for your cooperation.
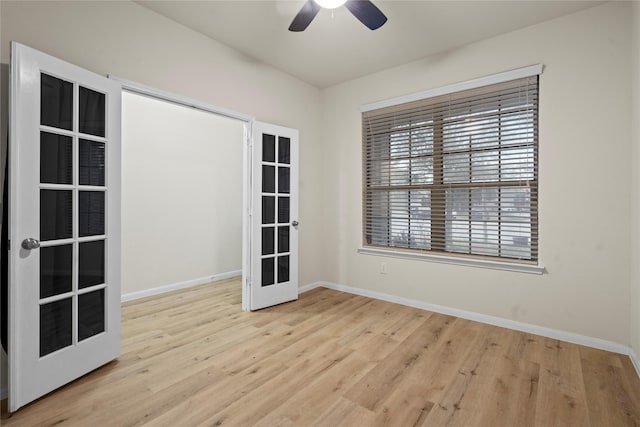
[21,238,40,250]
[292,221,299,227]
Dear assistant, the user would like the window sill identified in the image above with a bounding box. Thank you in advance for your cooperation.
[357,247,545,275]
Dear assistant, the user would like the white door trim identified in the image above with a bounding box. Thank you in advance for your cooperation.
[108,76,253,123]
[242,123,253,311]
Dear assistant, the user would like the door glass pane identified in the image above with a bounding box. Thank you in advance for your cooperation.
[40,298,72,357]
[278,197,289,223]
[79,240,105,288]
[40,132,72,184]
[278,137,290,164]
[262,134,275,162]
[261,258,274,287]
[40,244,72,298]
[79,191,105,237]
[41,73,72,131]
[262,165,275,193]
[278,255,290,283]
[262,196,275,224]
[278,226,289,253]
[79,139,105,186]
[40,190,72,241]
[278,167,290,194]
[78,289,105,341]
[79,86,105,137]
[262,227,274,255]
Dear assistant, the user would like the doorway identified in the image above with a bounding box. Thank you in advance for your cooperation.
[120,90,245,299]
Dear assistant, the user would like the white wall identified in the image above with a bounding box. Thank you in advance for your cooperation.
[320,1,632,345]
[121,92,244,295]
[631,1,640,362]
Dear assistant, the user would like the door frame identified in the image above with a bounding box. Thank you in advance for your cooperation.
[107,77,256,311]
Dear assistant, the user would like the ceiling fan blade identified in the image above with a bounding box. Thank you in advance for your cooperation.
[345,0,387,30]
[288,0,322,32]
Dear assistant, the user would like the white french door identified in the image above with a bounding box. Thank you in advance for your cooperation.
[8,42,121,412]
[249,122,299,310]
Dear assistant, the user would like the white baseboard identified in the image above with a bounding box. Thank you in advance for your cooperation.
[121,270,242,303]
[298,282,322,294]
[302,281,631,357]
[631,348,640,378]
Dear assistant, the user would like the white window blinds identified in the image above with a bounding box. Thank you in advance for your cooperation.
[362,75,538,262]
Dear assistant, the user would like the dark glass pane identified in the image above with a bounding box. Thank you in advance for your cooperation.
[79,139,105,186]
[79,86,105,137]
[262,134,275,162]
[78,289,105,341]
[278,137,290,164]
[261,258,274,287]
[40,298,72,357]
[40,132,72,184]
[262,196,275,224]
[79,240,105,288]
[40,190,72,241]
[79,191,105,237]
[278,255,290,284]
[278,197,290,223]
[278,226,289,253]
[262,227,274,256]
[262,165,275,193]
[40,244,72,298]
[278,167,290,194]
[41,73,72,131]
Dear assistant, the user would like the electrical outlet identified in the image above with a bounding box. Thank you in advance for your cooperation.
[380,262,388,274]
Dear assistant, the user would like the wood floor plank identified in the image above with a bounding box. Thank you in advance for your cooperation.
[142,359,291,426]
[344,312,455,412]
[406,318,481,404]
[195,347,357,426]
[474,355,540,426]
[2,278,639,426]
[534,338,591,427]
[419,324,508,426]
[251,351,375,426]
[579,345,624,369]
[380,307,430,342]
[370,318,481,425]
[506,331,550,365]
[370,383,435,427]
[581,358,640,426]
[310,397,377,427]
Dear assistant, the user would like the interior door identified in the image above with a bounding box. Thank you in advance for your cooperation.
[8,42,121,412]
[249,122,298,310]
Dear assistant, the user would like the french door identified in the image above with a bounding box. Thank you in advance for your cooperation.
[249,122,299,310]
[8,42,121,412]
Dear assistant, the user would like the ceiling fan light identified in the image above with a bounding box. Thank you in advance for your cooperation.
[313,0,347,9]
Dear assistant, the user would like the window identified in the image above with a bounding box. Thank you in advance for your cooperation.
[362,73,538,263]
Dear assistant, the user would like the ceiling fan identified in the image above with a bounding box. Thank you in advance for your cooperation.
[289,0,387,32]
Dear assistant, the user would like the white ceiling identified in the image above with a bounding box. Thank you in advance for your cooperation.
[136,0,603,88]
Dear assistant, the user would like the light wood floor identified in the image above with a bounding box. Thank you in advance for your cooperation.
[2,277,640,426]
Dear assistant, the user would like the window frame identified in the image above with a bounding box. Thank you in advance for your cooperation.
[360,65,544,274]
